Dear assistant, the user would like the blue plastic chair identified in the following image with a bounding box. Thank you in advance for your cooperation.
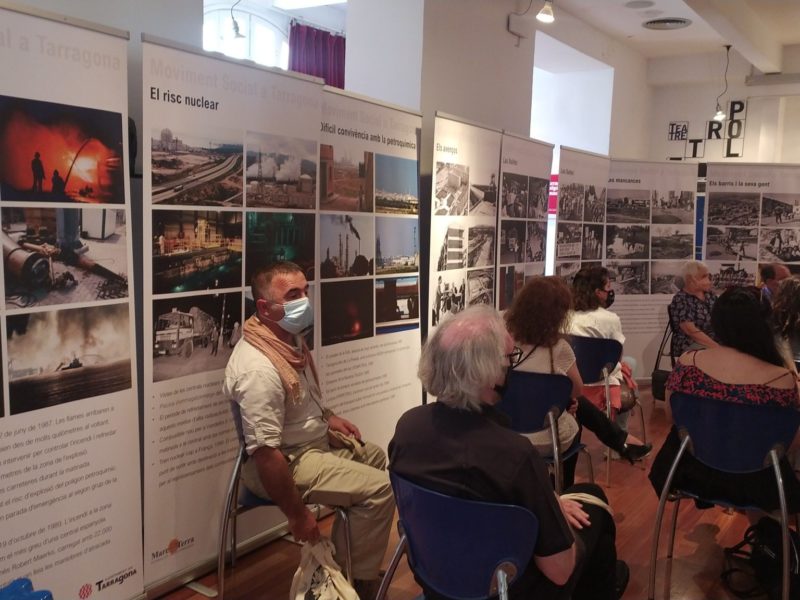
[647,392,800,600]
[496,370,594,494]
[376,473,539,600]
[216,440,353,600]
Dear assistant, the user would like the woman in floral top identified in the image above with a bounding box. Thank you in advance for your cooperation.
[668,260,719,359]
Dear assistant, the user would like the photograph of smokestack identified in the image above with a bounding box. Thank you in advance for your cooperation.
[2,207,128,308]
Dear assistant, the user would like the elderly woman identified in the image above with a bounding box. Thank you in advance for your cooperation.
[668,260,719,359]
[772,275,800,372]
[389,305,627,600]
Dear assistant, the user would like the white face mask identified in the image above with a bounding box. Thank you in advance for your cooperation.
[271,297,313,334]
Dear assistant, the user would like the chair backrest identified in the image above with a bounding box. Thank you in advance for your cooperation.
[496,371,572,434]
[566,335,622,383]
[670,392,800,473]
[390,472,538,600]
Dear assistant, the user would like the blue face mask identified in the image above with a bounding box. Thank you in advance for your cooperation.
[273,297,313,334]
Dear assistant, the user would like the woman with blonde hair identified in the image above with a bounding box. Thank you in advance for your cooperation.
[668,260,719,359]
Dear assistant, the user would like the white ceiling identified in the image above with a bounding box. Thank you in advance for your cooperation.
[554,0,800,72]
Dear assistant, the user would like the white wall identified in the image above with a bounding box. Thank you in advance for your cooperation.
[345,0,423,112]
[15,0,204,175]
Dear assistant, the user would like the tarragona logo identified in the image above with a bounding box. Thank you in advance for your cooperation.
[79,583,93,599]
[151,536,195,561]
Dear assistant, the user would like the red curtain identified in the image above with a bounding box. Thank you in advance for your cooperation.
[288,22,346,89]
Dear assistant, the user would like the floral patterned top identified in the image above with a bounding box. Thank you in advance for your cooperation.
[666,360,799,409]
[668,289,718,357]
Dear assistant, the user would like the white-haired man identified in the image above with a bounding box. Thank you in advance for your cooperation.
[223,261,393,599]
[389,305,627,600]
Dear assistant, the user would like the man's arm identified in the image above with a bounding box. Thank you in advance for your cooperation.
[534,545,576,587]
[251,446,319,543]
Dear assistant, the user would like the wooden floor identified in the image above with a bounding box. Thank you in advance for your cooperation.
[160,387,756,600]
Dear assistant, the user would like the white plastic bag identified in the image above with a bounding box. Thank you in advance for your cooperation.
[289,538,359,600]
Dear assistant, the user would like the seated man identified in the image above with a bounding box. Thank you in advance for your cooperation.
[759,262,790,306]
[389,306,628,600]
[223,261,393,599]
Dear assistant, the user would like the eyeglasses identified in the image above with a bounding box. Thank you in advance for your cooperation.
[506,346,523,367]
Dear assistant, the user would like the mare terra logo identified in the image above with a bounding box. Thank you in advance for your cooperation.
[151,535,195,562]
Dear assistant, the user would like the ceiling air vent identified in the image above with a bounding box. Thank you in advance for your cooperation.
[643,17,692,30]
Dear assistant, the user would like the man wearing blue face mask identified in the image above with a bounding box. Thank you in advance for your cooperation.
[223,261,393,599]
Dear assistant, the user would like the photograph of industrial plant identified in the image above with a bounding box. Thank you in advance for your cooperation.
[150,128,243,206]
[375,276,419,324]
[152,209,243,294]
[7,302,132,414]
[375,216,418,275]
[245,211,315,283]
[152,291,241,382]
[0,94,124,204]
[319,144,374,212]
[375,154,419,215]
[433,162,469,216]
[319,213,374,278]
[320,279,373,347]
[2,207,128,309]
[245,131,317,209]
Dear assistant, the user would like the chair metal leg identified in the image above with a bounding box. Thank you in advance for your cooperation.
[663,497,681,600]
[375,535,407,600]
[603,369,612,487]
[218,454,244,600]
[230,477,241,568]
[549,410,563,494]
[580,447,595,484]
[770,450,790,600]
[496,569,509,600]
[335,508,353,585]
[636,399,647,446]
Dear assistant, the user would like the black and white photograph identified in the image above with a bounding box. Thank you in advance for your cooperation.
[321,279,374,347]
[434,223,467,271]
[759,227,800,262]
[500,220,526,264]
[151,128,243,206]
[467,268,494,307]
[652,190,694,224]
[152,291,241,382]
[375,154,419,215]
[152,210,243,295]
[524,261,546,281]
[556,222,582,260]
[498,265,524,310]
[555,261,581,282]
[558,182,584,222]
[526,221,546,262]
[432,270,466,326]
[761,193,800,226]
[606,260,649,294]
[650,261,684,295]
[706,226,757,261]
[528,176,550,219]
[469,173,497,217]
[7,303,132,414]
[375,216,418,275]
[583,185,605,223]
[245,131,317,209]
[319,144,373,212]
[501,172,528,218]
[467,224,495,267]
[434,162,469,216]
[245,211,315,283]
[375,276,419,324]
[651,224,694,260]
[606,224,650,259]
[581,224,603,260]
[707,192,760,226]
[707,260,756,292]
[2,207,128,309]
[606,189,650,223]
[320,213,374,278]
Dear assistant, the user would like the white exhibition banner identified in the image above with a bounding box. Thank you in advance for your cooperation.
[429,114,501,327]
[705,162,800,285]
[317,88,422,449]
[606,159,697,376]
[142,38,323,585]
[0,6,143,599]
[496,132,553,309]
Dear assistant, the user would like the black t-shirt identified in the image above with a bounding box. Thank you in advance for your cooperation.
[388,402,574,599]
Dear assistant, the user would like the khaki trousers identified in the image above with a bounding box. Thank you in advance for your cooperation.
[243,438,394,580]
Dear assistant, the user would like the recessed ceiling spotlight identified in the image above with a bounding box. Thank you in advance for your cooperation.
[625,0,655,8]
[643,17,692,30]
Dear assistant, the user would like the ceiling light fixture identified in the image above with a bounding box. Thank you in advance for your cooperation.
[536,0,555,24]
[713,44,732,122]
[231,0,245,39]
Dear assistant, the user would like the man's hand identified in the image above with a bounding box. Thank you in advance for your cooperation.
[558,497,591,530]
[287,506,320,543]
[327,414,361,440]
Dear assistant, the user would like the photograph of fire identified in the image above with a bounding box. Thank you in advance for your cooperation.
[152,209,243,294]
[0,94,125,204]
[7,302,132,414]
[2,207,128,309]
